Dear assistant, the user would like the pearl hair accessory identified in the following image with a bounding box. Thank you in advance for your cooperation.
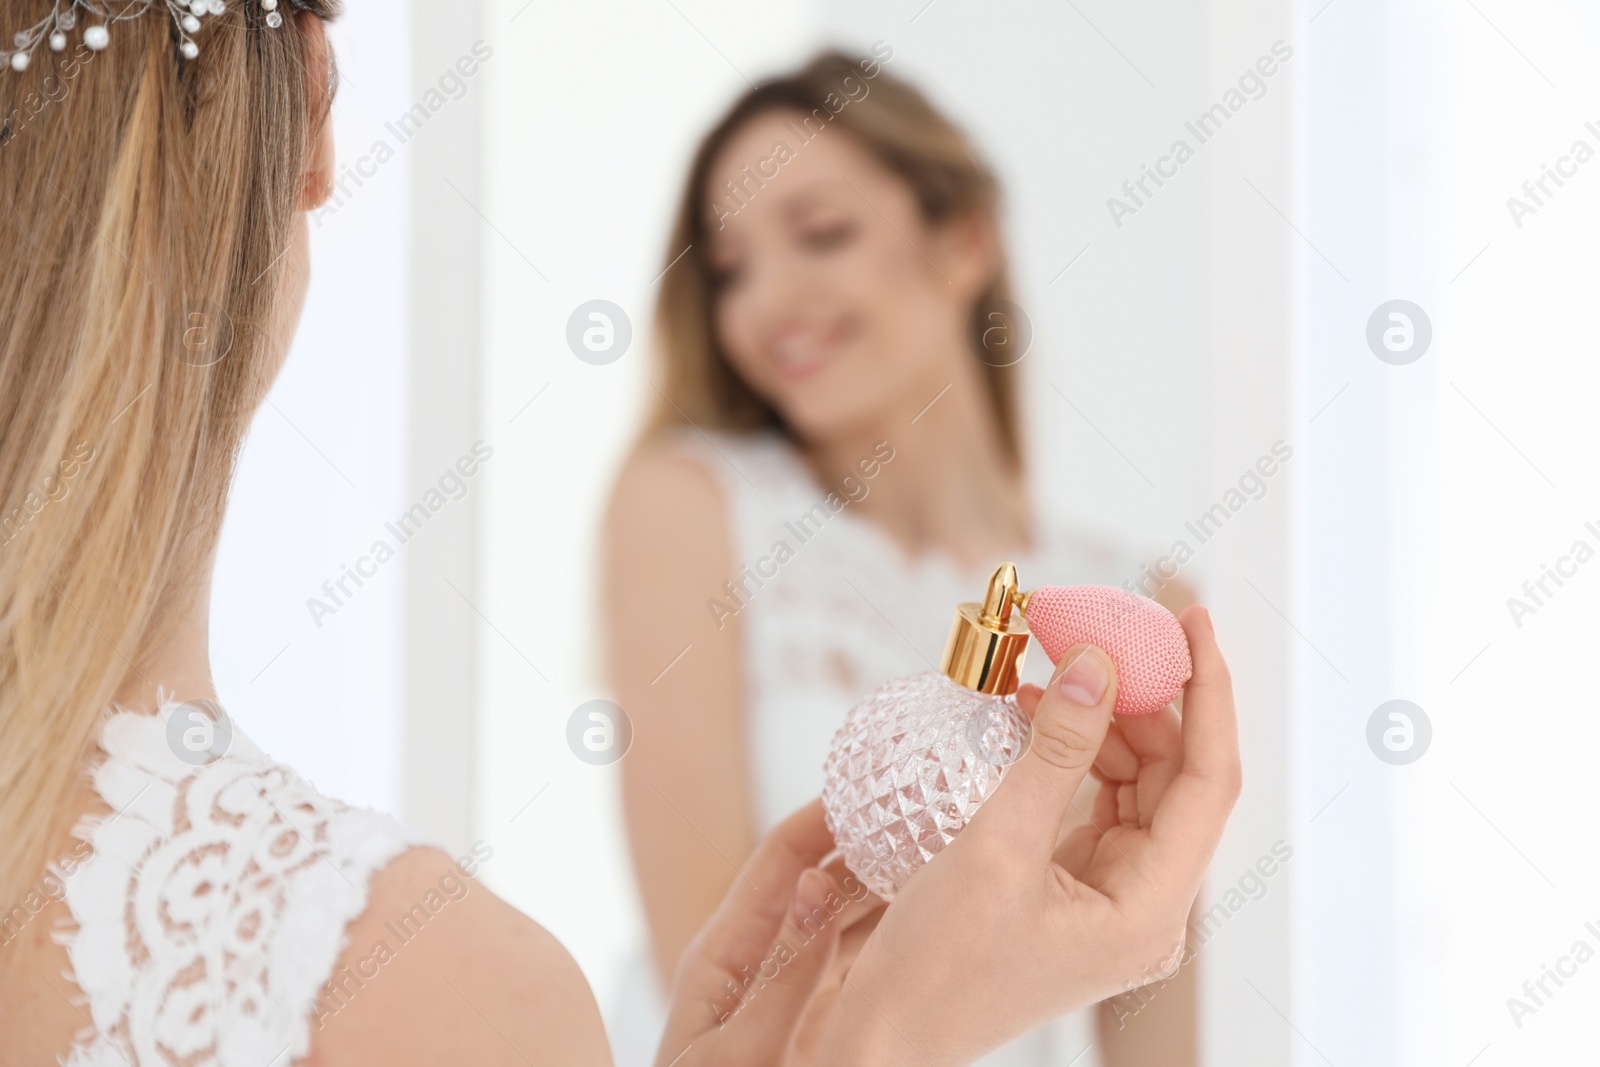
[2,1,286,73]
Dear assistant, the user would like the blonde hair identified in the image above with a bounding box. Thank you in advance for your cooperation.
[644,49,1023,467]
[0,0,339,912]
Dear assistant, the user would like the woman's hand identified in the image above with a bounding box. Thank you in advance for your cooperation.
[820,605,1241,1067]
[655,800,883,1066]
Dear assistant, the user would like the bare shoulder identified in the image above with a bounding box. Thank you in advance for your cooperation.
[307,846,609,1067]
[605,437,729,549]
[602,438,735,605]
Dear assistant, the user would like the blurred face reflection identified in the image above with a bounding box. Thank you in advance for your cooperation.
[703,109,989,443]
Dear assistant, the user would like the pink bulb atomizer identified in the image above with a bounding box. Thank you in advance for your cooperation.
[821,562,1193,899]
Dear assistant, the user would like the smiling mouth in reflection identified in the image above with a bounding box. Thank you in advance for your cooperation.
[769,318,857,383]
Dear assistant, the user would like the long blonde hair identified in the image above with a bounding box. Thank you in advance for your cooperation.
[644,49,1024,468]
[0,0,339,911]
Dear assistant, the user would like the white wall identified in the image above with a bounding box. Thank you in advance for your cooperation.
[213,2,413,816]
[1294,1,1411,1060]
[1403,1,1600,1062]
[1285,2,1600,1063]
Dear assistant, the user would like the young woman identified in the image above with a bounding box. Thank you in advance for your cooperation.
[0,7,1239,1066]
[605,52,1201,1065]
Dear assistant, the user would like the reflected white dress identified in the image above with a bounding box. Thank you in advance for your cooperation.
[48,701,427,1067]
[609,428,1133,1067]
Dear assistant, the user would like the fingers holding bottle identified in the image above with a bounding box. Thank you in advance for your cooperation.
[975,644,1119,860]
[1145,607,1242,882]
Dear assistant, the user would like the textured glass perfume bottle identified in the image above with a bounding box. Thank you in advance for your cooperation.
[822,562,1034,900]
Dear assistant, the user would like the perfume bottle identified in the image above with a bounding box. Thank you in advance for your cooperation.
[822,562,1035,901]
[822,563,1194,899]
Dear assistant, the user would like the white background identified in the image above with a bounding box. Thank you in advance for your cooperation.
[214,4,412,814]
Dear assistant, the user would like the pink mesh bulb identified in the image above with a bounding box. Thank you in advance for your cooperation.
[1024,585,1192,715]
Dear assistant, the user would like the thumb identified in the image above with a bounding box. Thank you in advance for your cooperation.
[975,644,1118,857]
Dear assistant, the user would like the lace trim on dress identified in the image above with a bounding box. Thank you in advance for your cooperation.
[663,426,1127,589]
[51,697,429,1067]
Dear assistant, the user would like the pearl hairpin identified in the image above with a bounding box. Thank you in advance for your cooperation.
[2,1,285,73]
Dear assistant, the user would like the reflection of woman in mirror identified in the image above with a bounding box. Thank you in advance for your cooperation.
[604,50,1197,1066]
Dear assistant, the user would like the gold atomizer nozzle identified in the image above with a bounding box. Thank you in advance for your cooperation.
[940,562,1033,695]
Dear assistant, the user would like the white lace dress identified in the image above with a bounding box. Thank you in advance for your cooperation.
[50,700,428,1067]
[611,428,1135,1067]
